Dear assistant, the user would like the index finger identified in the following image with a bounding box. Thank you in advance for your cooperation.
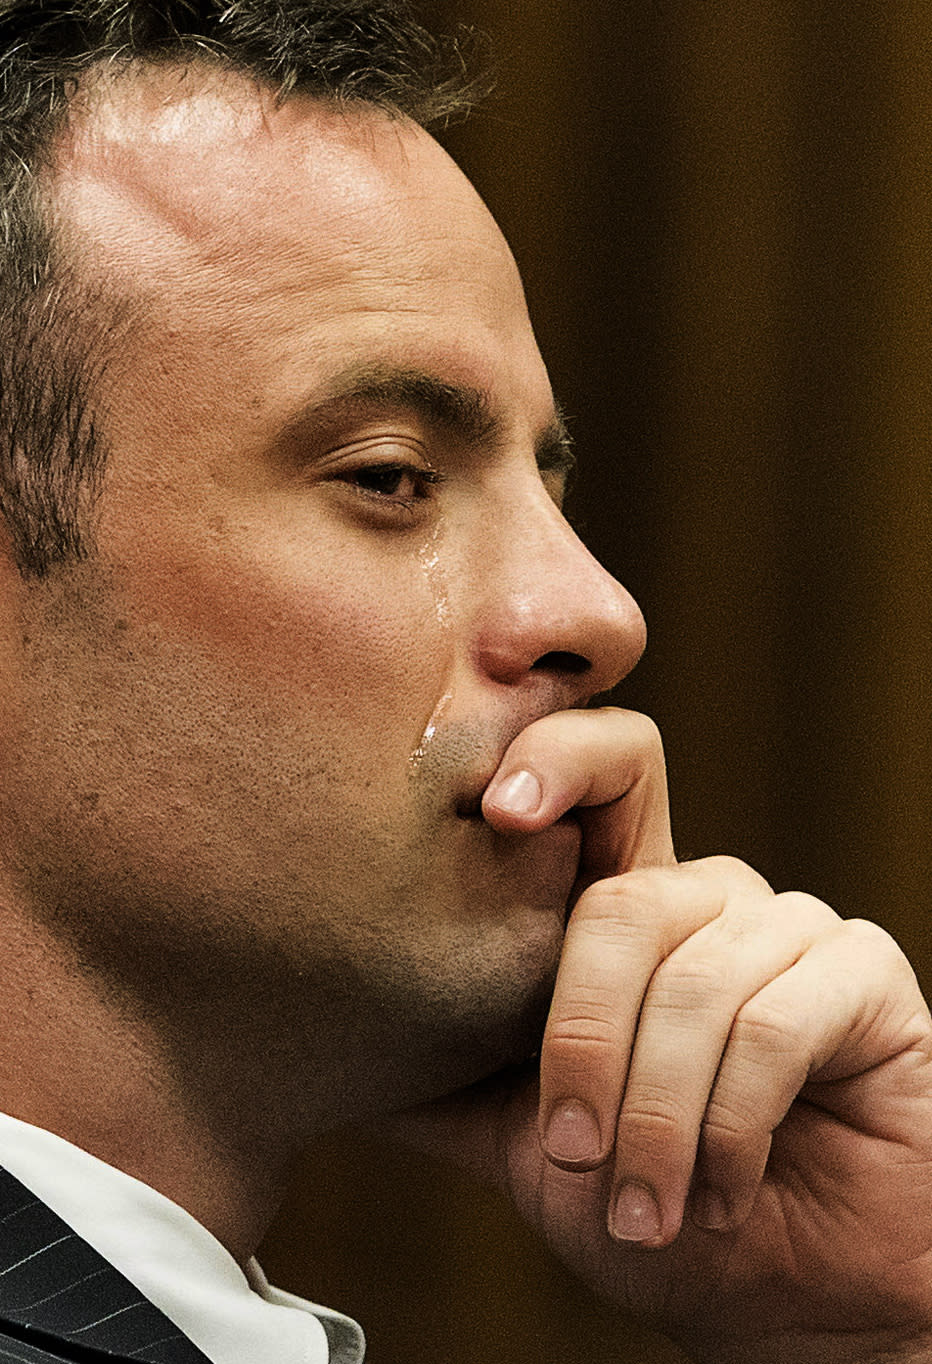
[482,707,675,878]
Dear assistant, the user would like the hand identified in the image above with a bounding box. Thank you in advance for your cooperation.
[398,709,932,1364]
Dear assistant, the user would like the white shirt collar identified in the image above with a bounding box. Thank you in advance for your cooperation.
[0,1112,364,1364]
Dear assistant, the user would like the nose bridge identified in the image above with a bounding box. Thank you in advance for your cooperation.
[471,478,646,695]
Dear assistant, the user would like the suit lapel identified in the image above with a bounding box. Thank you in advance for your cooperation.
[0,1168,210,1363]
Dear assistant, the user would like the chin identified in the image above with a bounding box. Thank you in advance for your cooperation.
[375,911,566,1110]
[289,845,573,1123]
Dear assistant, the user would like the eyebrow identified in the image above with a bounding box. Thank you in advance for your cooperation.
[282,364,577,482]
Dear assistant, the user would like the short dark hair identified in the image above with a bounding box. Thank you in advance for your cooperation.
[0,0,486,576]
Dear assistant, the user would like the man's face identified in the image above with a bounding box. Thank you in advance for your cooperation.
[2,66,645,1119]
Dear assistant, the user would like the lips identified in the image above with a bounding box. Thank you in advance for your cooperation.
[446,708,560,825]
[453,764,502,821]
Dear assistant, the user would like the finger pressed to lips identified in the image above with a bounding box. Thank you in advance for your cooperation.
[481,707,675,876]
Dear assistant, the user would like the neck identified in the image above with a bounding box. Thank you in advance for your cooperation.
[0,909,309,1265]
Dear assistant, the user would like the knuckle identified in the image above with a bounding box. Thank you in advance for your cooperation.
[546,1003,624,1052]
[571,874,667,940]
[633,711,665,760]
[647,955,728,1019]
[574,874,649,922]
[543,1027,620,1085]
[731,997,804,1059]
[545,1027,618,1057]
[772,889,839,928]
[837,919,924,1000]
[841,916,901,957]
[546,984,628,1054]
[543,1007,625,1092]
[619,1084,685,1140]
[701,1094,767,1150]
[594,865,679,908]
[683,854,772,896]
[612,708,663,755]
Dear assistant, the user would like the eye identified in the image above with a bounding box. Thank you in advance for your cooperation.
[341,461,444,511]
[350,463,440,500]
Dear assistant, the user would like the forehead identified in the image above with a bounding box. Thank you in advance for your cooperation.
[54,64,524,339]
[50,62,551,448]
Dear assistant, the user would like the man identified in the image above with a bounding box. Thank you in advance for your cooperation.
[0,2,927,1362]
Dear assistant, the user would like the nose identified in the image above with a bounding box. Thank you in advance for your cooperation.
[472,483,646,702]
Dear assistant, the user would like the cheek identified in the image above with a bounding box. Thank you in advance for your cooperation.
[126,526,455,740]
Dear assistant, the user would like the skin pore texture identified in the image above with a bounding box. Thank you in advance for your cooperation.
[0,63,645,1259]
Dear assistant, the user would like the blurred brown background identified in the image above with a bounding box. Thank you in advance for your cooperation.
[259,3,932,1360]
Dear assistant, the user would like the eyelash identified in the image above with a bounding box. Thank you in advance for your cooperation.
[342,462,444,511]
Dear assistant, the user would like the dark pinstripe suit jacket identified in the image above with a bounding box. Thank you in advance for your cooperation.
[0,1167,211,1364]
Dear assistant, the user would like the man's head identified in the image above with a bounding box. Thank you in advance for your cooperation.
[0,3,645,1141]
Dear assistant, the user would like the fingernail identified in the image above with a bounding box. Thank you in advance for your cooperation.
[692,1187,729,1231]
[542,1100,602,1166]
[610,1182,662,1243]
[491,769,542,816]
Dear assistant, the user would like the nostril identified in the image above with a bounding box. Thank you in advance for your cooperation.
[531,650,591,675]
